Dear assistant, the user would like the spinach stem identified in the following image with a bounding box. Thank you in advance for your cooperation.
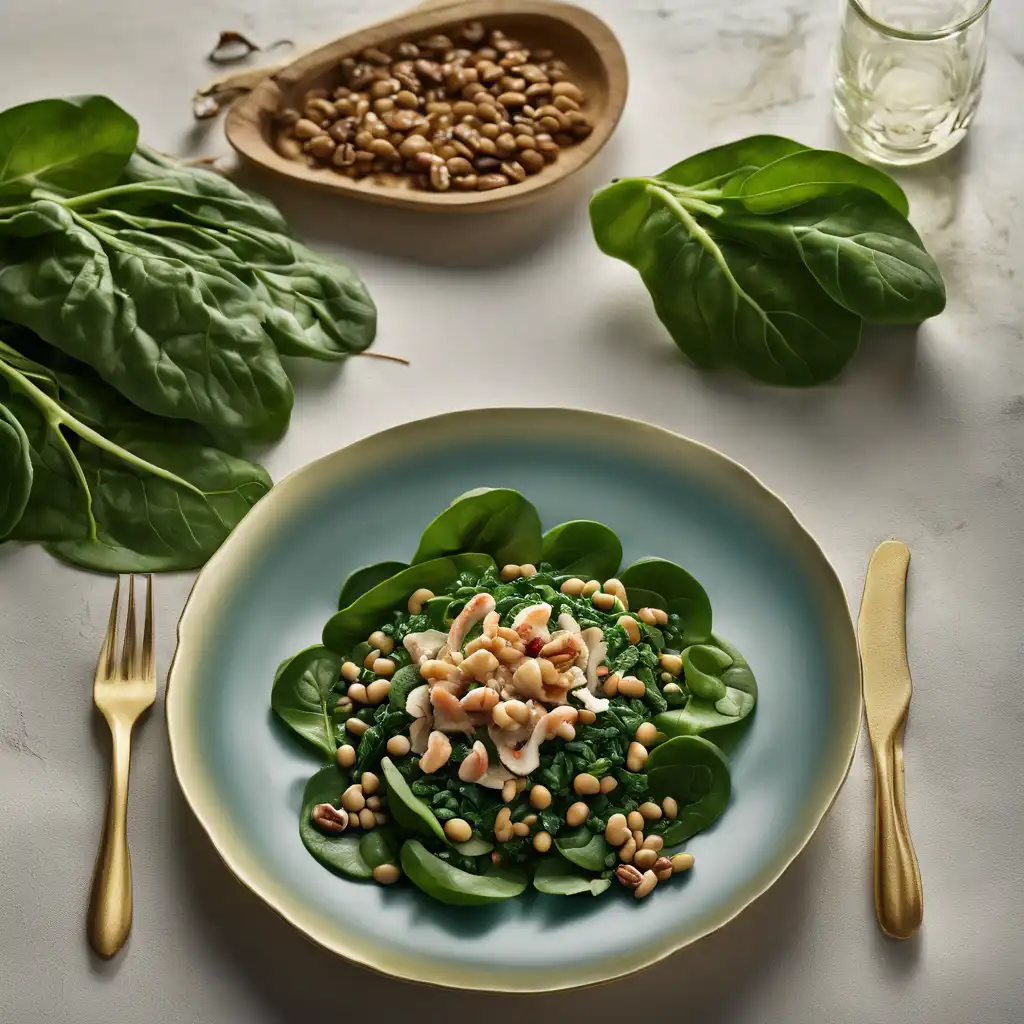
[0,355,98,539]
[0,351,206,497]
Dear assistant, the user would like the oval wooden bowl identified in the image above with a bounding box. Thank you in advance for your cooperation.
[225,0,628,211]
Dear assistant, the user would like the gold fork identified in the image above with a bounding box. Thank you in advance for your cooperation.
[87,575,156,959]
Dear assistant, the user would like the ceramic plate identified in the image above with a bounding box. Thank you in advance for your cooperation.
[166,408,861,991]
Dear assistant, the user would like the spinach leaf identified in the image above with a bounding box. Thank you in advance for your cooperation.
[541,520,622,579]
[619,558,712,643]
[736,149,908,216]
[590,136,944,386]
[715,192,945,324]
[401,839,527,906]
[298,765,373,879]
[0,200,295,444]
[86,209,377,364]
[412,488,542,566]
[655,634,757,736]
[0,96,138,199]
[380,756,448,844]
[0,400,32,537]
[682,644,732,701]
[270,645,342,757]
[554,827,609,872]
[533,854,611,896]
[658,135,811,191]
[322,554,494,653]
[0,334,271,571]
[388,663,425,711]
[453,836,494,856]
[338,561,409,609]
[645,735,731,841]
[356,705,408,770]
[359,827,400,869]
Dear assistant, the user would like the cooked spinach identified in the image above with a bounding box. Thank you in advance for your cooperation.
[555,827,609,872]
[590,135,945,385]
[0,96,379,569]
[401,840,527,906]
[271,645,343,757]
[533,854,611,896]
[619,557,712,644]
[540,519,622,579]
[338,561,409,609]
[299,766,373,879]
[412,488,542,567]
[655,635,757,736]
[322,554,495,653]
[380,756,448,844]
[645,736,731,841]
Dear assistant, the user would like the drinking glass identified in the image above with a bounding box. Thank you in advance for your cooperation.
[833,0,991,165]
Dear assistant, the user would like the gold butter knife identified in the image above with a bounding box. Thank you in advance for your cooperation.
[858,540,923,939]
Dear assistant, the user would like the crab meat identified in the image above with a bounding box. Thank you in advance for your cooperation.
[557,612,581,634]
[430,684,474,733]
[410,717,432,755]
[498,705,579,776]
[511,603,552,643]
[572,686,610,714]
[419,730,452,773]
[403,629,448,664]
[581,627,607,693]
[458,740,490,783]
[538,631,585,666]
[405,683,432,719]
[448,593,497,653]
[476,764,515,790]
[461,686,500,713]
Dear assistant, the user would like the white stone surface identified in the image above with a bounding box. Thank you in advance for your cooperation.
[1,1,1022,1021]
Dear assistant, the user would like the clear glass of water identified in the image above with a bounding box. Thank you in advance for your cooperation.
[833,0,991,165]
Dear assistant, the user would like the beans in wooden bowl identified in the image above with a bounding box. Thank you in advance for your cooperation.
[273,22,593,193]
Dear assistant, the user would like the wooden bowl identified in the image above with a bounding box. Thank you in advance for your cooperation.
[225,0,628,211]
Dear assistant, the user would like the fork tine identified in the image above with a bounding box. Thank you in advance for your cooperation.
[119,576,137,680]
[97,576,121,680]
[140,574,155,681]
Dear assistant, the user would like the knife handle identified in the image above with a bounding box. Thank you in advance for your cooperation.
[872,722,923,938]
[862,540,923,939]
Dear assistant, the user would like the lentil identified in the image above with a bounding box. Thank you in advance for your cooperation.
[566,801,590,827]
[662,796,679,819]
[386,734,411,757]
[635,722,659,747]
[336,743,357,768]
[444,818,472,843]
[573,772,601,796]
[530,784,552,810]
[634,848,658,871]
[373,862,401,884]
[671,852,695,873]
[533,830,552,853]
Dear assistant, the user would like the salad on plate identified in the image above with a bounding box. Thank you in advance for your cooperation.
[271,488,757,905]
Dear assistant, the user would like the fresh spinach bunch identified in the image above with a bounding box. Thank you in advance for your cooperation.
[0,96,379,570]
[590,136,946,385]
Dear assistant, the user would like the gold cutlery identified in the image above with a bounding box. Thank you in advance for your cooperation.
[87,575,156,959]
[858,540,923,939]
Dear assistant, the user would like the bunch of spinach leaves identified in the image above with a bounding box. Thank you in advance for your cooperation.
[590,136,945,385]
[0,96,377,570]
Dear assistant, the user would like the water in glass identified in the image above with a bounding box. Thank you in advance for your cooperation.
[834,0,990,165]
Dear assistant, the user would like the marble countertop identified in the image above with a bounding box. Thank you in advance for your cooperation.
[1,1,1021,1021]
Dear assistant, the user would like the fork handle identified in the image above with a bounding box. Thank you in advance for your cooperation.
[88,716,134,958]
